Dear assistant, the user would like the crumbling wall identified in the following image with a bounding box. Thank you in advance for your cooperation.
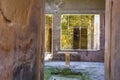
[45,0,105,13]
[46,0,105,62]
[0,0,43,80]
[52,14,105,62]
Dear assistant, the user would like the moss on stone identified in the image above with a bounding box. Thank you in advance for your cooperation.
[44,66,90,80]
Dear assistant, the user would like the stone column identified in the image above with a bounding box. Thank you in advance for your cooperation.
[53,14,61,55]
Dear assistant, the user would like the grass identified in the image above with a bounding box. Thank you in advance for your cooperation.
[44,66,90,80]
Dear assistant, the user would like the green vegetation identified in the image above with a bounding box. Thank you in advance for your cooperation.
[44,66,90,80]
[61,14,94,50]
[44,67,54,80]
[46,14,52,27]
[45,14,53,52]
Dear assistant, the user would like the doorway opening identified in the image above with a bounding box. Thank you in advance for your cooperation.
[44,0,105,80]
[45,14,53,61]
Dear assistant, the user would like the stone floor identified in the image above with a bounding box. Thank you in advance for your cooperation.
[45,61,104,80]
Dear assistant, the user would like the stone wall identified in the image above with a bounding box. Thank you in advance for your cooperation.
[45,0,105,13]
[0,0,44,80]
[52,14,105,62]
[46,0,105,62]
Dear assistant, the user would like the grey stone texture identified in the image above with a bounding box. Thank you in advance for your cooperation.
[45,0,105,62]
[49,76,80,80]
[45,61,104,80]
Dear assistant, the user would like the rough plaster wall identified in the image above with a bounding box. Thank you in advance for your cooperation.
[0,0,42,80]
[52,13,105,62]
[0,11,14,80]
[53,51,104,62]
[45,0,105,13]
[62,0,105,10]
[53,14,61,55]
[105,0,111,79]
[112,0,120,79]
[105,0,120,80]
[46,0,105,62]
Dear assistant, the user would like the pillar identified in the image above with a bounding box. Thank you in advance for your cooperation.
[53,14,61,55]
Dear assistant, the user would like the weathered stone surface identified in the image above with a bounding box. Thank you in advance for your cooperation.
[52,13,105,62]
[105,0,120,80]
[49,76,80,80]
[48,0,105,62]
[0,0,44,80]
[0,0,32,25]
[45,0,105,13]
[0,10,14,80]
[45,62,104,80]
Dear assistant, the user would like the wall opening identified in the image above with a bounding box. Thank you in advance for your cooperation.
[44,14,53,61]
[61,14,100,51]
[44,0,105,80]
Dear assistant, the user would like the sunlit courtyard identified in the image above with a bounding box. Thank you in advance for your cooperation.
[44,1,105,79]
[44,62,104,80]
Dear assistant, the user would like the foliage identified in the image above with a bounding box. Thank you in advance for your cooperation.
[69,15,81,27]
[45,14,53,52]
[46,14,53,27]
[44,68,52,80]
[44,66,90,80]
[61,14,94,49]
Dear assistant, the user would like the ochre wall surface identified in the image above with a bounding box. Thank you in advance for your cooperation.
[0,0,44,80]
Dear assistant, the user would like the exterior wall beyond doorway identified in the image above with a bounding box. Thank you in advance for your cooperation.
[45,0,105,62]
[52,14,105,62]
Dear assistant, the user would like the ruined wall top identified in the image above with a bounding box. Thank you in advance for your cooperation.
[45,0,105,14]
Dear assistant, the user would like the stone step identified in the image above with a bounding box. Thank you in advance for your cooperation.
[49,76,80,80]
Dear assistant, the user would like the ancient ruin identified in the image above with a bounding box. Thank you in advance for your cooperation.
[0,0,120,80]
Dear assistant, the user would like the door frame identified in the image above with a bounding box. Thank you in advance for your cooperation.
[38,0,112,80]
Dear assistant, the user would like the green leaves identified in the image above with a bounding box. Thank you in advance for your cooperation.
[61,14,95,50]
[44,66,90,80]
